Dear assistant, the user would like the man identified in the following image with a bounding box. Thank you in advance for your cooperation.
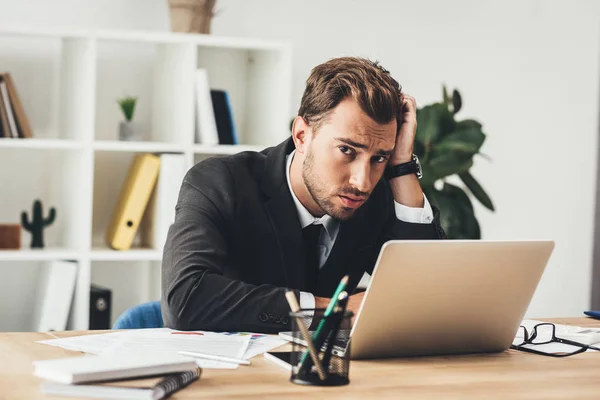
[161,57,446,333]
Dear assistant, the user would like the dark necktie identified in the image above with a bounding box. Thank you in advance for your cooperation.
[302,223,322,293]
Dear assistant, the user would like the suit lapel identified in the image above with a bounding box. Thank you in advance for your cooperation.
[261,138,308,290]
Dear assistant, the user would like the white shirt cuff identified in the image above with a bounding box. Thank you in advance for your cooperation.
[299,291,315,327]
[394,193,434,224]
[299,291,315,310]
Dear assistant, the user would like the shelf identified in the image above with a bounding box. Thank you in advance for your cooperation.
[0,138,83,150]
[0,248,80,261]
[90,247,163,261]
[93,141,185,153]
[193,144,266,155]
[0,26,289,51]
[0,25,291,332]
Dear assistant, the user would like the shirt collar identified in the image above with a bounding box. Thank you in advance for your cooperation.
[286,150,339,240]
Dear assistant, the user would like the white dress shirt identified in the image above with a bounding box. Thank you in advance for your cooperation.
[284,150,434,311]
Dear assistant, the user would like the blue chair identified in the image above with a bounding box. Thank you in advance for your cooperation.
[112,300,163,329]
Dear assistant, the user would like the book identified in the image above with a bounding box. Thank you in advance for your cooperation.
[32,260,77,332]
[194,68,219,145]
[32,352,198,385]
[2,72,33,138]
[105,153,160,250]
[211,89,238,145]
[0,78,18,138]
[40,367,201,400]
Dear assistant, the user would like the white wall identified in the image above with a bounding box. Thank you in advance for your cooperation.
[1,0,599,318]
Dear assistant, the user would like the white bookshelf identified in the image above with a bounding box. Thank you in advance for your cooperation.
[0,26,292,331]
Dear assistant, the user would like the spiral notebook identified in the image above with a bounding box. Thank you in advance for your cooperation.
[40,367,201,400]
[33,352,197,384]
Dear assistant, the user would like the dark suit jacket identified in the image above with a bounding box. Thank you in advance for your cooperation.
[161,137,446,333]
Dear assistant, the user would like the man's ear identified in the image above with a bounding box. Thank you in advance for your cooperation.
[291,116,311,154]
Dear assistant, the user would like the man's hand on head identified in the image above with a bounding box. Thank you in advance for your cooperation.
[390,93,418,165]
[387,93,425,208]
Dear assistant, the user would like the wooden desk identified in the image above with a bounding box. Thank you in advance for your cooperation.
[3,318,600,399]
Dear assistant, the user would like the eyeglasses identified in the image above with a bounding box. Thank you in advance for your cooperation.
[511,322,594,357]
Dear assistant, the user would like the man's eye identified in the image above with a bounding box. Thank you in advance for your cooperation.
[339,146,354,155]
[374,156,388,164]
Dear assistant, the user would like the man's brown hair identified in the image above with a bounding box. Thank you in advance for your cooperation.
[298,56,403,133]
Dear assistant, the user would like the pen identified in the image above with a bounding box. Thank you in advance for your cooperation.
[298,275,349,372]
[321,291,348,371]
[285,290,327,380]
[178,351,251,365]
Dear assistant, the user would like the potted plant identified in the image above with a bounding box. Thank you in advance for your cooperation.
[167,0,217,34]
[117,96,140,141]
[415,86,495,239]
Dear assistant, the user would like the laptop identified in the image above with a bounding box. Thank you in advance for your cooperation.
[279,239,555,359]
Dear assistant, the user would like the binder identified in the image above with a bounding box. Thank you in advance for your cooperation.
[89,284,112,330]
[142,153,187,250]
[105,153,160,250]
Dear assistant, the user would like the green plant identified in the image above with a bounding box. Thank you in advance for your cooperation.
[415,85,494,239]
[117,96,137,122]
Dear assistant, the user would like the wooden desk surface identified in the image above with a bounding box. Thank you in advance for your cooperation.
[3,318,600,399]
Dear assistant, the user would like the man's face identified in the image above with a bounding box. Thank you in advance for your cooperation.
[302,99,397,220]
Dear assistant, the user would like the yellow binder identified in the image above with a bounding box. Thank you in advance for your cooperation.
[106,153,161,250]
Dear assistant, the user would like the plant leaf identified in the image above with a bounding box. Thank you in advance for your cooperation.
[455,119,482,131]
[413,139,425,159]
[442,85,450,108]
[459,171,495,211]
[433,134,481,155]
[415,103,455,147]
[427,152,473,180]
[445,127,486,152]
[422,186,439,208]
[477,152,493,162]
[452,89,462,114]
[435,183,481,239]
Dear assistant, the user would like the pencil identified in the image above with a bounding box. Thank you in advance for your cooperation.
[285,290,327,380]
[298,275,349,372]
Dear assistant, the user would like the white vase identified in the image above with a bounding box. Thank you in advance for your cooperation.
[119,121,141,141]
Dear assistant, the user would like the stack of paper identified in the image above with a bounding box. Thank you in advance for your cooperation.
[36,328,287,369]
[101,330,251,369]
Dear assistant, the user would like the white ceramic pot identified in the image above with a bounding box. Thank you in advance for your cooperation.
[119,121,141,141]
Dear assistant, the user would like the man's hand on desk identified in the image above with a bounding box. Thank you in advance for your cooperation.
[312,292,365,328]
[346,292,365,325]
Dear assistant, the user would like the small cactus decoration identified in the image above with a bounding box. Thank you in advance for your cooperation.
[21,199,56,249]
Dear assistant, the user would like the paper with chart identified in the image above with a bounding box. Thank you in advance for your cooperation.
[36,328,286,367]
[100,330,251,369]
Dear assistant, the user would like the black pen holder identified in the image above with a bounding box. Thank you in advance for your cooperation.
[289,308,353,386]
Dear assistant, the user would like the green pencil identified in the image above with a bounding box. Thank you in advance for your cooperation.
[298,275,350,373]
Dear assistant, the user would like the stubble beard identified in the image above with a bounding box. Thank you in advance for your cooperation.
[302,149,356,221]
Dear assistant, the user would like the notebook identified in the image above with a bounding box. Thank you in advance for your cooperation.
[32,353,197,384]
[40,367,201,400]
